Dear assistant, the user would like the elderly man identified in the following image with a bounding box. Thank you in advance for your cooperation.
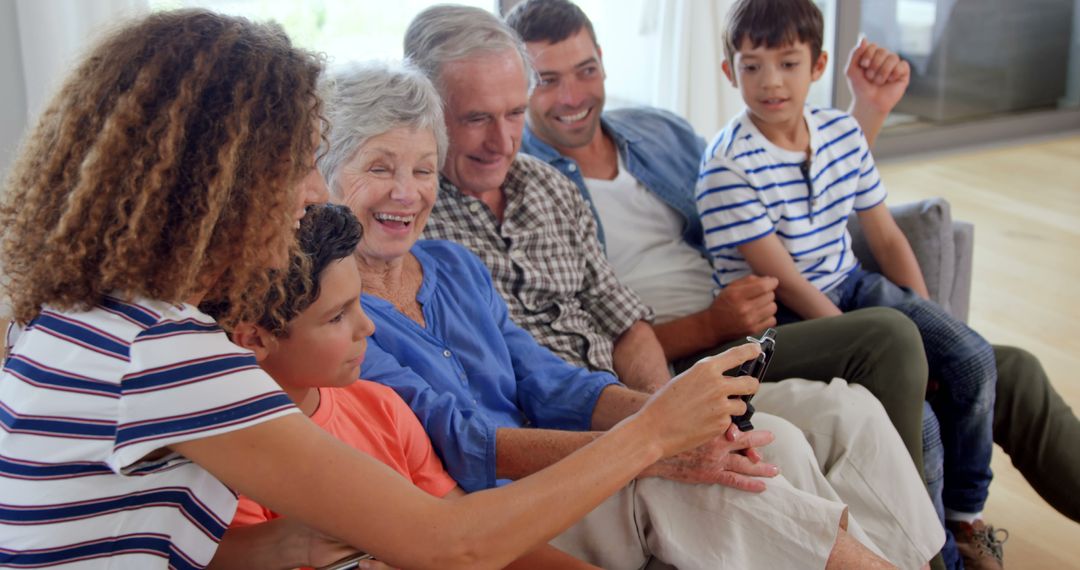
[395,3,945,569]
[506,0,1080,547]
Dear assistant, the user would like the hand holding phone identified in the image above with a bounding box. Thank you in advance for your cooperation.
[730,328,777,431]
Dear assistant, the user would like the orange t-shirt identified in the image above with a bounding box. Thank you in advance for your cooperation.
[231,380,458,527]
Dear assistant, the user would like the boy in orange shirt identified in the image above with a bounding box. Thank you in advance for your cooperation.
[208,204,597,569]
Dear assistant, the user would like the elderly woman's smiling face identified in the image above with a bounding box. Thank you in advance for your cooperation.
[336,126,439,263]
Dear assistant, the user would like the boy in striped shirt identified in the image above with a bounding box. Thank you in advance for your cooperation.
[695,1,1003,568]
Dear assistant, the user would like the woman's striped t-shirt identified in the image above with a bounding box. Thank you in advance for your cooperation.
[0,296,297,568]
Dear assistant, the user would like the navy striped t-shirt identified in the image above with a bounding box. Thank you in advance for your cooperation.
[0,296,297,568]
[696,106,886,293]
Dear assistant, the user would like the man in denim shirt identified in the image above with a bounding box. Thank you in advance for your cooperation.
[508,0,1080,536]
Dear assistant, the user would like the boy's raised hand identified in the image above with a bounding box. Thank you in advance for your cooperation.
[846,38,910,117]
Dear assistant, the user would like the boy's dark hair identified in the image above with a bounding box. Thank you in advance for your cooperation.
[505,0,597,47]
[203,203,362,335]
[723,0,824,65]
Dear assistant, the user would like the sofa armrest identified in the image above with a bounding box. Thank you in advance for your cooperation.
[847,197,973,322]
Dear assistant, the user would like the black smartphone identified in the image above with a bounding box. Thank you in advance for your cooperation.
[730,328,777,431]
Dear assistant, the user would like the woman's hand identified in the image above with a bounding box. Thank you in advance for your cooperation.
[634,342,762,458]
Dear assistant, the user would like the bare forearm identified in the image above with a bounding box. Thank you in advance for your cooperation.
[653,312,719,360]
[612,320,672,392]
[495,427,603,480]
[849,100,887,147]
[441,417,662,568]
[178,415,663,570]
[776,281,841,321]
[590,383,650,430]
[859,206,930,299]
[876,244,929,299]
[495,383,655,482]
[739,238,840,321]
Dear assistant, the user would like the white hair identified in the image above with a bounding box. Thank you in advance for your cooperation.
[403,3,535,97]
[319,60,448,196]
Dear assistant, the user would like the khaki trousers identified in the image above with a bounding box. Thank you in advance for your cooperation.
[755,378,944,569]
[550,460,846,569]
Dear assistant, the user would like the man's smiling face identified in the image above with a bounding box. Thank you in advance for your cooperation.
[524,27,606,152]
[439,50,530,197]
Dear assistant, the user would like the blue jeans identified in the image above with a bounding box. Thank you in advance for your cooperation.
[779,268,996,513]
[925,402,963,569]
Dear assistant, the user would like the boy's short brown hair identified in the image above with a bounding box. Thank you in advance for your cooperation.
[723,0,824,65]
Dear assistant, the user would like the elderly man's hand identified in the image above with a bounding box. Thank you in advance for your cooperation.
[637,425,779,492]
[705,275,778,344]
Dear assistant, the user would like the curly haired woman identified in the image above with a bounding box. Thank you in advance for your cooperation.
[0,10,766,569]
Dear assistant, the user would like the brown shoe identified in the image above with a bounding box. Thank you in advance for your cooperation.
[947,519,1009,570]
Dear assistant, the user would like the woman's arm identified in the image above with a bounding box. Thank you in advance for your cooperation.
[440,487,602,570]
[738,235,842,320]
[173,344,761,570]
[209,487,601,570]
[856,204,930,299]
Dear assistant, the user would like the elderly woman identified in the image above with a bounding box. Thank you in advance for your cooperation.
[322,61,908,569]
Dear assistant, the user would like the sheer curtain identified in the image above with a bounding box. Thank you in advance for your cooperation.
[644,0,741,138]
[16,0,149,121]
[0,0,147,178]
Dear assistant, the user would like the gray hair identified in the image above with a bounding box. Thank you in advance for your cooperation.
[403,4,534,98]
[319,60,448,196]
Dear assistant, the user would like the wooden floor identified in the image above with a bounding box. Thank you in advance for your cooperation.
[879,134,1080,568]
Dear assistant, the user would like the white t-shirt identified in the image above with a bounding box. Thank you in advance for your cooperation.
[585,155,715,324]
[0,296,298,568]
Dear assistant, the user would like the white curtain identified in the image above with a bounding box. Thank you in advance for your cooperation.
[15,0,149,122]
[0,0,147,180]
[644,0,742,138]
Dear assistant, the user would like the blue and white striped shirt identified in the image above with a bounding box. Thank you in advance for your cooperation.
[696,106,886,293]
[0,296,297,568]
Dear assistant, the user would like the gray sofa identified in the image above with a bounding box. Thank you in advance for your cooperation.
[848,197,974,323]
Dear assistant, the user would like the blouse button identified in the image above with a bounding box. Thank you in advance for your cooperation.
[443,349,452,358]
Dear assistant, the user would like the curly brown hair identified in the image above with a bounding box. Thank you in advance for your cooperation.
[0,9,325,328]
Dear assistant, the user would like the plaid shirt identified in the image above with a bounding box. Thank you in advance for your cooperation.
[424,154,652,374]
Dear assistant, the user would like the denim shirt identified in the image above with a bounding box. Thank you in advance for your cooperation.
[521,106,708,253]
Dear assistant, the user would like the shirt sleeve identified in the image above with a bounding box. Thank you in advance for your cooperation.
[360,343,499,493]
[110,324,298,474]
[852,129,887,211]
[478,257,621,431]
[696,153,775,253]
[562,174,653,336]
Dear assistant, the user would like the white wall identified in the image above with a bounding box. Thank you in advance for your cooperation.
[0,0,28,180]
